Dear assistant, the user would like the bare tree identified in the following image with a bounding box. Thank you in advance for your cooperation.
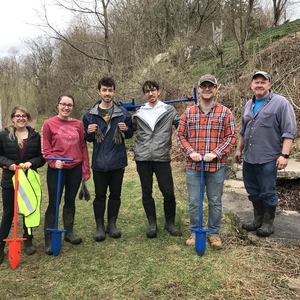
[273,0,288,25]
[23,36,56,115]
[36,0,114,72]
[221,0,256,61]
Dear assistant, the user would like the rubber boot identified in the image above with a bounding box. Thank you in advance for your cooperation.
[23,221,36,255]
[164,216,182,237]
[146,216,157,238]
[23,234,36,255]
[143,198,157,238]
[93,201,106,242]
[44,213,55,255]
[106,199,121,238]
[63,207,82,244]
[163,202,182,237]
[257,206,276,237]
[0,242,4,264]
[242,201,264,231]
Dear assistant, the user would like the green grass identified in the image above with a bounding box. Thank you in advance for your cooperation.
[1,152,300,299]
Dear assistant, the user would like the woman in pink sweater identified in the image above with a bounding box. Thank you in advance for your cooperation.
[41,94,90,255]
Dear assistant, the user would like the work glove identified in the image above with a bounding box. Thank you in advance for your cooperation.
[78,179,90,201]
[95,126,104,143]
[113,127,125,144]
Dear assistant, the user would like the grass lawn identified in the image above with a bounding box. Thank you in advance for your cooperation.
[1,150,300,300]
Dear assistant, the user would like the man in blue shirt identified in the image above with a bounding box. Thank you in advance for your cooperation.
[235,71,297,237]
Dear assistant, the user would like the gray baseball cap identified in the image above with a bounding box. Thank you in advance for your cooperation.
[198,74,217,86]
[252,71,271,81]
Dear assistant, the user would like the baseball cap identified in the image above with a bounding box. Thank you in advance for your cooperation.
[198,74,217,86]
[252,71,271,81]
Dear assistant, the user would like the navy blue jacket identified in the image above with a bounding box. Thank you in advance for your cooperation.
[83,101,133,172]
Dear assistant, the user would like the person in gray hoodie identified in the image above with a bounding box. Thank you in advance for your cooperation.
[132,80,182,238]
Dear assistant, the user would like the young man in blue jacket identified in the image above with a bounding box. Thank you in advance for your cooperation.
[83,77,133,241]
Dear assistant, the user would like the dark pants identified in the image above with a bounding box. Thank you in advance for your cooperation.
[0,188,30,242]
[243,160,278,207]
[93,168,125,203]
[46,164,82,215]
[136,161,176,220]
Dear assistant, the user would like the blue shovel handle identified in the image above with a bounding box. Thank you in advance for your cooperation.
[47,157,73,256]
[192,158,210,257]
[47,157,74,229]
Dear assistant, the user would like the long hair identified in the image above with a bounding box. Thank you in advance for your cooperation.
[8,106,32,148]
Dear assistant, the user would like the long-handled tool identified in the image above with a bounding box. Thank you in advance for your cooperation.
[3,166,26,270]
[192,159,210,256]
[121,87,198,111]
[47,157,73,256]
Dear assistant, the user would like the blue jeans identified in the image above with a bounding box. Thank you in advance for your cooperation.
[46,164,82,215]
[243,160,278,207]
[186,166,226,236]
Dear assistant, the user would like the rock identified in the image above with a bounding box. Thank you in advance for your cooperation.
[232,159,300,180]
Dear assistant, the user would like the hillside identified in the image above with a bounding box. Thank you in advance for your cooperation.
[168,22,300,213]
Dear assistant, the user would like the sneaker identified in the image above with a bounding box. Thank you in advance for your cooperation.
[208,236,222,250]
[185,235,195,246]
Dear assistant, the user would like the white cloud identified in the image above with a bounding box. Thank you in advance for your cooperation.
[0,0,71,56]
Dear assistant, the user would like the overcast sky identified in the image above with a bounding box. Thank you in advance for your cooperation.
[0,0,71,57]
[0,1,299,57]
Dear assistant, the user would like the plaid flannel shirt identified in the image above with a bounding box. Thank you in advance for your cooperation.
[177,102,236,172]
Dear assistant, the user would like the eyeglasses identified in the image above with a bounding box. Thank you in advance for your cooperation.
[14,114,27,119]
[59,103,74,108]
[199,84,216,90]
[144,88,157,94]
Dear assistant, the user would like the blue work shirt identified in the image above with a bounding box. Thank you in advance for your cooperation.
[240,91,297,164]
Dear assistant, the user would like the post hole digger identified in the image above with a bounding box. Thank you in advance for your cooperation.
[192,159,210,257]
[46,157,74,257]
[3,166,26,269]
[2,165,41,270]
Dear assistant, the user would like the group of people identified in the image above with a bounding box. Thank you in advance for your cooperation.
[0,71,296,264]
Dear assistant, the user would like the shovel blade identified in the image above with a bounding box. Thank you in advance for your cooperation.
[195,231,207,257]
[3,238,26,270]
[192,228,210,257]
[47,228,66,257]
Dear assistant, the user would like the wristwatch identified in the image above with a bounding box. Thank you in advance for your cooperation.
[280,153,289,159]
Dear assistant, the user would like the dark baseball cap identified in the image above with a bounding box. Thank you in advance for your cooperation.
[252,71,271,81]
[198,74,217,86]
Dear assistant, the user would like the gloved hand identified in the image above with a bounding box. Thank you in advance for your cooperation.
[78,179,90,201]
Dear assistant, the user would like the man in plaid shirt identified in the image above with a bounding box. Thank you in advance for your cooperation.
[177,74,236,249]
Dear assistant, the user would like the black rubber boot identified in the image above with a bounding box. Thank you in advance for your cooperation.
[44,213,55,255]
[146,216,157,238]
[143,198,157,238]
[23,234,36,255]
[106,216,121,238]
[163,202,182,237]
[257,206,276,237]
[93,201,106,242]
[0,242,4,264]
[242,201,264,231]
[106,199,121,238]
[164,217,182,237]
[63,207,82,244]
